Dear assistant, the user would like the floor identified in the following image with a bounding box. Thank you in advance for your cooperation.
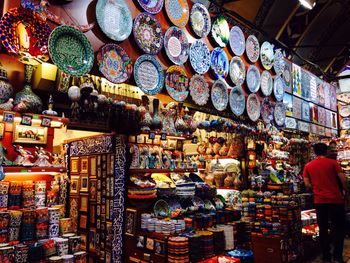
[306,238,350,262]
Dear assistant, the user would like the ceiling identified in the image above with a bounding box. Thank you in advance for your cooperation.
[208,0,350,80]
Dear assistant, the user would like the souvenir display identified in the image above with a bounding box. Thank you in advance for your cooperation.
[211,15,230,47]
[210,48,229,79]
[0,63,13,104]
[190,3,211,38]
[301,101,310,121]
[301,69,310,100]
[164,27,189,65]
[292,96,302,119]
[273,75,285,102]
[134,55,164,95]
[48,26,93,77]
[309,73,317,103]
[261,98,274,124]
[246,93,261,122]
[339,105,350,118]
[260,70,273,97]
[95,0,132,41]
[245,35,260,63]
[341,118,350,129]
[283,59,292,93]
[292,64,302,97]
[189,40,211,74]
[165,65,189,102]
[165,0,189,28]
[229,56,246,85]
[133,13,164,55]
[260,41,274,70]
[273,49,285,75]
[246,65,261,93]
[189,74,209,106]
[274,102,286,126]
[229,26,246,56]
[229,85,245,117]
[323,83,331,109]
[97,44,133,84]
[137,0,164,14]
[211,80,229,111]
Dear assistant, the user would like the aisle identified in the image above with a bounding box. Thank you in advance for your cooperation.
[307,238,350,262]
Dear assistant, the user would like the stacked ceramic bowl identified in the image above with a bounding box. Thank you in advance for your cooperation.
[217,224,234,250]
[22,181,35,209]
[168,236,189,263]
[48,208,60,238]
[35,181,47,208]
[141,213,152,231]
[175,182,196,197]
[0,182,9,209]
[9,210,22,241]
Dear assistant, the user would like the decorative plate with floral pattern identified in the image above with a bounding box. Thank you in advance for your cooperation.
[260,41,274,70]
[273,49,285,75]
[261,98,274,124]
[97,43,133,84]
[189,40,211,74]
[260,70,273,97]
[133,13,164,55]
[165,65,189,102]
[137,0,164,14]
[165,0,189,28]
[211,15,230,47]
[229,26,245,56]
[341,118,350,130]
[164,26,189,65]
[190,3,211,38]
[229,56,245,85]
[246,65,261,93]
[189,74,209,106]
[229,85,245,116]
[245,35,260,63]
[274,102,286,126]
[273,75,285,101]
[247,93,261,122]
[134,55,164,95]
[210,48,229,79]
[211,79,228,111]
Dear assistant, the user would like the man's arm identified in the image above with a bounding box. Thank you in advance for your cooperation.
[337,172,348,194]
[303,176,312,191]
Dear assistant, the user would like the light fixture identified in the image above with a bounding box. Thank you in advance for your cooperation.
[299,0,316,9]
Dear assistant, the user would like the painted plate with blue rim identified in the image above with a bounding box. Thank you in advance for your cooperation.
[164,26,189,65]
[229,26,245,56]
[48,25,94,77]
[97,43,133,84]
[165,0,189,28]
[189,40,211,74]
[273,75,285,101]
[137,0,164,14]
[134,55,164,95]
[246,65,261,93]
[96,0,132,42]
[260,70,273,97]
[229,85,245,116]
[260,41,274,70]
[261,97,274,124]
[273,49,285,75]
[274,102,286,126]
[229,56,245,85]
[210,48,229,79]
[133,12,164,55]
[165,65,189,102]
[245,35,260,63]
[190,3,211,38]
[211,79,228,111]
[189,74,209,106]
[246,93,261,122]
[211,15,230,47]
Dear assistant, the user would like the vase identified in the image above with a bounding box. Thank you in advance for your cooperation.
[151,98,162,131]
[0,62,13,103]
[139,95,152,132]
[14,65,42,113]
[175,103,187,134]
[161,103,176,134]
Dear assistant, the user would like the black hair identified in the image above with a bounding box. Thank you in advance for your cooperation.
[313,143,328,156]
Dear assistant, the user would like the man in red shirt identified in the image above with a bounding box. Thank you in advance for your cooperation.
[303,143,348,263]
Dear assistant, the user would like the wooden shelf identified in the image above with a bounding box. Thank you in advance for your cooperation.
[133,132,193,141]
[129,168,197,173]
[217,186,238,190]
[4,166,66,174]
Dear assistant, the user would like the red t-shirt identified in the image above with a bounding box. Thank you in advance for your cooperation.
[303,157,343,204]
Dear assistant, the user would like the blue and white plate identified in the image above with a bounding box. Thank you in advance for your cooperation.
[247,93,260,122]
[285,117,297,129]
[229,26,245,56]
[229,85,245,116]
[134,55,164,95]
[164,26,189,65]
[190,3,211,38]
[189,40,211,74]
[245,35,260,63]
[273,49,285,75]
[137,0,164,14]
[274,102,286,126]
[246,65,261,93]
[211,79,228,111]
[273,75,285,101]
[260,41,274,70]
[210,48,229,79]
[260,70,273,96]
[229,56,245,85]
[211,15,230,47]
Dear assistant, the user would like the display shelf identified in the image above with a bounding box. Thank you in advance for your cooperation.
[4,166,66,174]
[134,132,193,141]
[217,186,238,190]
[129,168,197,174]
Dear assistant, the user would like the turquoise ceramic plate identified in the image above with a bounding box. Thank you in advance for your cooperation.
[48,25,94,77]
[96,0,132,41]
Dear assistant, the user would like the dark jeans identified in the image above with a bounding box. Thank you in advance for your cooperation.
[315,203,345,261]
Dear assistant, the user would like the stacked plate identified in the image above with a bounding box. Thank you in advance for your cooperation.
[176,182,196,197]
[217,224,234,250]
[198,231,214,259]
[168,236,189,263]
[141,213,152,231]
[147,218,156,232]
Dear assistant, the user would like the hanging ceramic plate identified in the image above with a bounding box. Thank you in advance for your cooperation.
[229,26,245,56]
[229,56,245,85]
[211,15,230,47]
[210,48,229,79]
[49,25,94,77]
[133,13,164,55]
[211,80,228,111]
[165,0,189,28]
[229,85,245,116]
[165,65,189,102]
[260,41,274,70]
[283,61,292,91]
[273,75,285,101]
[247,93,261,122]
[190,40,211,74]
[260,70,273,97]
[274,102,286,126]
[273,49,285,75]
[190,3,211,38]
[96,0,132,41]
[285,117,297,129]
[0,8,51,65]
[97,43,133,84]
[245,35,260,63]
[134,55,164,95]
[189,74,209,106]
[164,26,189,65]
[261,98,274,124]
[341,118,350,130]
[246,65,261,93]
[137,0,164,14]
[339,105,350,118]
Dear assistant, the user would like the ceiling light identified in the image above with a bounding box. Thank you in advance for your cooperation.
[299,0,316,9]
